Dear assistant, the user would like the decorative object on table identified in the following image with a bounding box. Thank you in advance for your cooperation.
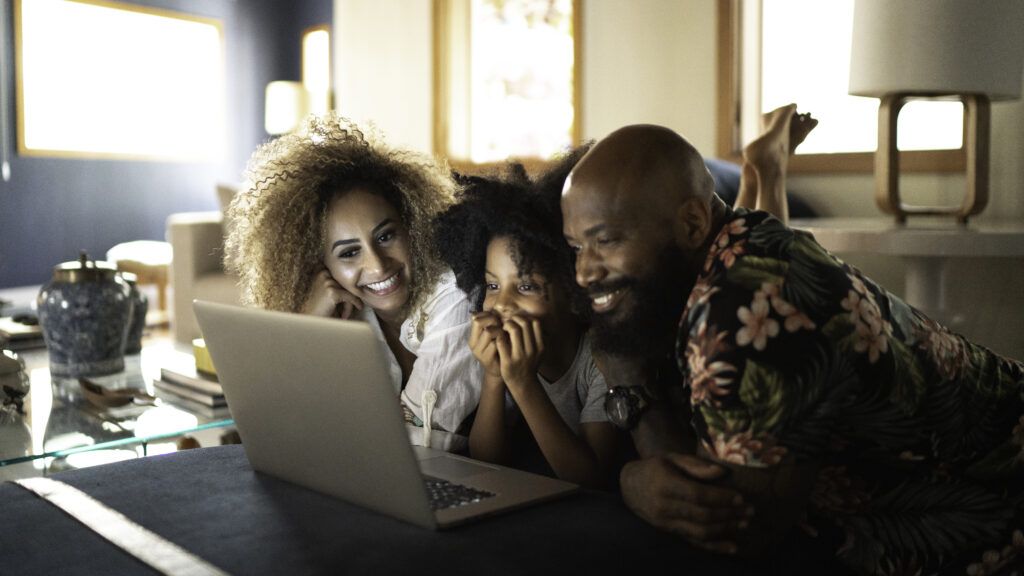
[0,314,45,351]
[192,337,217,378]
[119,272,148,355]
[36,252,133,378]
[159,361,222,397]
[152,386,230,419]
[154,353,227,418]
[151,379,226,409]
[848,0,1024,224]
[78,377,156,409]
[0,349,30,465]
[0,349,29,419]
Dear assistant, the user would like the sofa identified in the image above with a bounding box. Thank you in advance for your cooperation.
[166,184,242,344]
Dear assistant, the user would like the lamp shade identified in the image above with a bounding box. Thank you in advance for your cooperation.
[264,81,310,135]
[849,0,1024,100]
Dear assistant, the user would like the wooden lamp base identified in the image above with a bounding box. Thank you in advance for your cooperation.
[876,93,990,225]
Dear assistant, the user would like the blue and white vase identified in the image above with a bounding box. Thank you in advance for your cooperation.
[37,252,132,377]
[120,272,148,355]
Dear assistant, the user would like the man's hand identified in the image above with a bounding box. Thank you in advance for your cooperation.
[470,311,503,380]
[494,314,544,393]
[301,268,363,319]
[620,454,753,555]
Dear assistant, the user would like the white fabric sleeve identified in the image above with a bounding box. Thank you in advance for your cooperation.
[399,278,483,435]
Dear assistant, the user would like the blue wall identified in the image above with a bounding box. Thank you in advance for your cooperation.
[0,0,332,288]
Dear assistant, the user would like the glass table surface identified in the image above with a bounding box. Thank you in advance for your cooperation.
[0,335,234,478]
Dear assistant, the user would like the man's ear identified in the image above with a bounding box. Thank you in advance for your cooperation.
[672,197,711,251]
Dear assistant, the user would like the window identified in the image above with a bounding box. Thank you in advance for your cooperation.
[717,0,965,173]
[434,0,580,171]
[16,0,225,161]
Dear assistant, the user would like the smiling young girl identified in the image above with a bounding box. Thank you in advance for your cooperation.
[433,153,626,489]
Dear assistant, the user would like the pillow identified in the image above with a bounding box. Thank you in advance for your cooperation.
[704,158,817,218]
[705,158,741,203]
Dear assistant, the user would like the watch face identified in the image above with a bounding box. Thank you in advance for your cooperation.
[605,387,640,430]
[607,396,632,429]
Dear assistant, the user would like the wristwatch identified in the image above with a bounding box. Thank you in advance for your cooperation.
[604,386,650,431]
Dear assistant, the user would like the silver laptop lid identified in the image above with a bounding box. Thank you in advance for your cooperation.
[193,300,437,529]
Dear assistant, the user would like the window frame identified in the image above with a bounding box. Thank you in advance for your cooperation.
[715,0,965,174]
[14,0,226,162]
[432,0,582,175]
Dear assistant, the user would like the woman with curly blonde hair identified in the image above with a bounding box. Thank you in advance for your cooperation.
[225,114,481,452]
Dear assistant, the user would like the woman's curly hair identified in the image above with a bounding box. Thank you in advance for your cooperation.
[225,114,457,314]
[433,144,592,317]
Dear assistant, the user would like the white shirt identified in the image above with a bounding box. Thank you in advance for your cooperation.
[360,271,482,450]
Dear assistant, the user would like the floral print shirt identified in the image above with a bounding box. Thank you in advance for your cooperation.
[677,208,1024,576]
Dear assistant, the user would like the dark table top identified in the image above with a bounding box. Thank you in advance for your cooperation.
[1,445,826,575]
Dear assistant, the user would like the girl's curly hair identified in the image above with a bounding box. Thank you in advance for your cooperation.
[433,144,592,317]
[225,114,457,314]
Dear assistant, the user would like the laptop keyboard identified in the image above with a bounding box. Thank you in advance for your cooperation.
[423,476,496,510]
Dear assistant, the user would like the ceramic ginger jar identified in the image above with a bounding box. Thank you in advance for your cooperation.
[120,272,148,355]
[37,252,132,377]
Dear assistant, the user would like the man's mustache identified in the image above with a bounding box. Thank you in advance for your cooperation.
[586,278,635,299]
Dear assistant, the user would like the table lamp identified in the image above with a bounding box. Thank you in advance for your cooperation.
[264,80,310,136]
[848,0,1024,224]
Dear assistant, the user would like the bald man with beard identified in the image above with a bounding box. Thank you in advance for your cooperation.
[561,124,1024,575]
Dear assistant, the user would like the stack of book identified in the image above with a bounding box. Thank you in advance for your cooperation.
[0,315,46,351]
[153,361,229,419]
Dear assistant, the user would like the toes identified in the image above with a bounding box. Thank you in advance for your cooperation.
[762,104,797,129]
[788,112,818,153]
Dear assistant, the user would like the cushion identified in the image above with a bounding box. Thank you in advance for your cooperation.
[704,158,817,219]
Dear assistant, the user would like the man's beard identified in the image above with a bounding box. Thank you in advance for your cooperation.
[588,247,689,359]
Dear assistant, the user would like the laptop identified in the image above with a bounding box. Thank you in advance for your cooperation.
[193,300,579,529]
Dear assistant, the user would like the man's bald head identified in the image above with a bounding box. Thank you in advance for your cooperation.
[560,124,723,358]
[563,124,715,215]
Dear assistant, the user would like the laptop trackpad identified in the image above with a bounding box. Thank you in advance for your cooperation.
[418,455,497,479]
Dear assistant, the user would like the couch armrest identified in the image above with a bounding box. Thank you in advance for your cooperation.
[166,211,229,343]
[167,211,226,277]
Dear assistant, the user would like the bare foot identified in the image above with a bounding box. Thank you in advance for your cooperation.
[739,104,818,221]
[755,105,818,156]
[788,111,818,154]
[742,104,819,224]
[744,103,796,175]
[734,162,758,210]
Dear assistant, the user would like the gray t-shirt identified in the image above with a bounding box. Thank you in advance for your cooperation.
[534,332,608,435]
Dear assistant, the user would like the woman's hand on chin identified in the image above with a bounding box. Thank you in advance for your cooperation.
[302,268,364,319]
